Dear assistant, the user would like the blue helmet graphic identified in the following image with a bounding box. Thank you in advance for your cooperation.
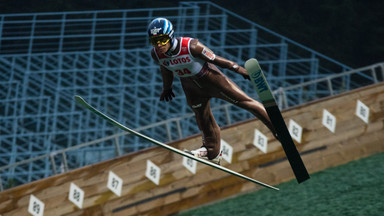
[147,18,175,43]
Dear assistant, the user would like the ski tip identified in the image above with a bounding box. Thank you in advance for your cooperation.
[245,58,262,75]
[245,58,259,67]
[244,58,260,70]
[74,95,83,102]
[74,95,88,107]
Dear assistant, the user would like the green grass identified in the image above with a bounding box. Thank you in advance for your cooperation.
[178,153,384,216]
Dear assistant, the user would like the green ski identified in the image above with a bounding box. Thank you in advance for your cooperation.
[75,95,279,190]
[245,58,310,183]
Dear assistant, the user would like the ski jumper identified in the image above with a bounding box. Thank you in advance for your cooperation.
[153,37,274,159]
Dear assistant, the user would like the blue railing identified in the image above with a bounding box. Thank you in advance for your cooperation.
[0,1,359,189]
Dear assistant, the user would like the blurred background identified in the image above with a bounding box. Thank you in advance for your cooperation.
[1,0,383,68]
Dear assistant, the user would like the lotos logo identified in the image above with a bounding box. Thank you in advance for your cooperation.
[163,57,191,66]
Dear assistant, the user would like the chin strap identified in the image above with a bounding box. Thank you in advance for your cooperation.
[166,38,178,55]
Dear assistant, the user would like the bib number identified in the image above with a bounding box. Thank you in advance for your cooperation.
[175,68,192,76]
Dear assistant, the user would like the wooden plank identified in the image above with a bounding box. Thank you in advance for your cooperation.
[1,83,384,216]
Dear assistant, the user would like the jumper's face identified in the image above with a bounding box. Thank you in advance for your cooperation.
[154,41,171,54]
[149,35,171,54]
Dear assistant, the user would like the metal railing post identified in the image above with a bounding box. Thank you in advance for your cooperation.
[62,152,69,173]
[249,26,257,58]
[277,87,288,109]
[0,176,3,192]
[176,119,183,140]
[220,12,227,46]
[166,122,173,142]
[120,11,127,50]
[50,153,57,175]
[224,104,232,125]
[371,68,378,84]
[59,14,66,52]
[327,78,334,96]
[114,136,122,157]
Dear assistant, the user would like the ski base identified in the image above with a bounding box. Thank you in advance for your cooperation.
[245,58,310,183]
[74,95,279,190]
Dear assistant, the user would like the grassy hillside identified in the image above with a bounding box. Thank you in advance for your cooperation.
[178,152,384,216]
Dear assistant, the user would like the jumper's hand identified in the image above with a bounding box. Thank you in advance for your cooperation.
[160,88,175,102]
[238,66,251,80]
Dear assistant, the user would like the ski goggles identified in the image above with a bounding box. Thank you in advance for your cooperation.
[149,35,171,46]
